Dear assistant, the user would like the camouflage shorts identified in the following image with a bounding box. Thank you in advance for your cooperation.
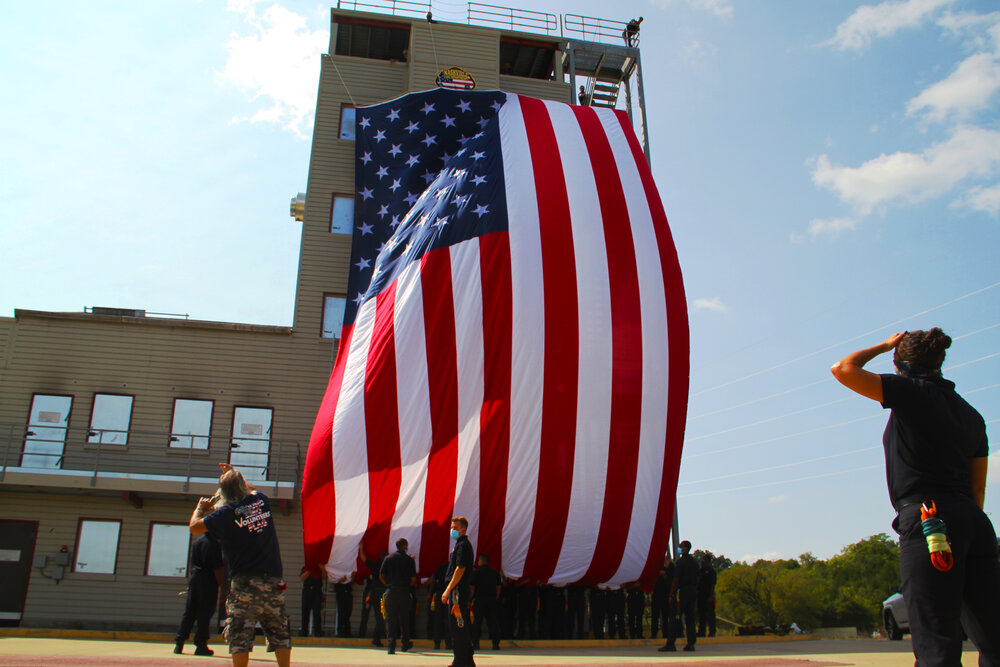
[223,574,291,654]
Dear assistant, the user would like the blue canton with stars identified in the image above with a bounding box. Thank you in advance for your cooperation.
[344,88,509,327]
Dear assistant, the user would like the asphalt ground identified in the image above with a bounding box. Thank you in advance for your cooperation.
[0,633,988,667]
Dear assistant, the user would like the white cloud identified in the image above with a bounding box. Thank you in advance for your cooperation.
[693,297,729,313]
[768,495,788,505]
[937,10,1000,47]
[685,0,733,18]
[650,0,733,19]
[792,217,860,242]
[812,125,1000,214]
[955,183,1000,214]
[907,52,1000,122]
[989,452,1000,484]
[825,0,954,51]
[741,551,782,563]
[222,1,328,137]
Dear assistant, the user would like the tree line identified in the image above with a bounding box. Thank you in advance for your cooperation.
[703,534,899,633]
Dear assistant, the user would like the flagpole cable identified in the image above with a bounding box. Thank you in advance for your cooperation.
[427,16,441,73]
[325,54,357,107]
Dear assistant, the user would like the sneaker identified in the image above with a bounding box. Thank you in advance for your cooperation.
[684,644,695,652]
[194,646,214,656]
[658,644,676,652]
[173,642,183,654]
[401,640,412,652]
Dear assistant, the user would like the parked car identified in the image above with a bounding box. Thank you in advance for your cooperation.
[882,592,909,640]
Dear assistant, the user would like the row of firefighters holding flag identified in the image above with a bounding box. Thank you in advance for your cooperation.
[300,540,718,650]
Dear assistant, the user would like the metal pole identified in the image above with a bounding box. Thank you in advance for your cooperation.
[566,42,577,106]
[672,505,680,558]
[634,49,652,165]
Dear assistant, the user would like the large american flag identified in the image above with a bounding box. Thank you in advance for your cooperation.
[302,88,688,587]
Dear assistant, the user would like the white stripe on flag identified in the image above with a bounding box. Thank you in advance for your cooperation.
[601,110,670,584]
[329,298,377,576]
[391,259,432,567]
[451,239,485,550]
[542,100,614,584]
[499,94,544,579]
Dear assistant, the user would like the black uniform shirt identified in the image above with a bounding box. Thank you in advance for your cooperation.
[880,373,988,509]
[674,554,698,590]
[380,549,416,589]
[365,558,386,593]
[190,534,223,579]
[697,565,716,596]
[471,564,501,600]
[447,535,474,592]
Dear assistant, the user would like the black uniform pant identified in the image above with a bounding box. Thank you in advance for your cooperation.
[361,588,385,641]
[677,587,697,648]
[896,497,1000,666]
[697,594,715,637]
[383,588,411,647]
[449,589,475,667]
[662,598,678,646]
[516,588,537,639]
[429,595,451,647]
[176,575,217,647]
[301,585,323,636]
[566,590,586,639]
[335,585,353,637]
[650,597,666,638]
[627,594,644,638]
[472,598,500,647]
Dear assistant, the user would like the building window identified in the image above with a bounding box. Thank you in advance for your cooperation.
[22,393,73,469]
[322,294,347,339]
[74,519,121,574]
[170,398,213,449]
[146,523,191,577]
[330,194,354,235]
[334,18,410,62]
[339,105,356,141]
[500,37,557,79]
[230,406,273,482]
[87,393,133,445]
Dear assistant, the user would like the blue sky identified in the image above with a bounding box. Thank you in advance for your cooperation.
[2,0,997,563]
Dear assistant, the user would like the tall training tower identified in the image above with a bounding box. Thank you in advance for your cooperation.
[291,1,651,347]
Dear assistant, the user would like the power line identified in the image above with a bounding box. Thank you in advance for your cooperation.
[687,397,851,442]
[688,379,827,421]
[677,464,883,498]
[679,445,880,486]
[690,281,1000,398]
[684,413,882,459]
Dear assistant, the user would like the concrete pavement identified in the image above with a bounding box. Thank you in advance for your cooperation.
[0,632,989,666]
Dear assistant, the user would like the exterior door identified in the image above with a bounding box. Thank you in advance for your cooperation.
[0,520,38,626]
[230,407,272,481]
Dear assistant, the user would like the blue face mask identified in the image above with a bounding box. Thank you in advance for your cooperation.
[450,529,460,540]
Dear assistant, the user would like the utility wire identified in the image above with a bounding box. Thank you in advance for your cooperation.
[679,445,880,486]
[684,413,882,459]
[689,379,827,421]
[677,464,882,498]
[691,281,1000,398]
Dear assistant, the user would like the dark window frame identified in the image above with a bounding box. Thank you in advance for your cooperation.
[321,292,348,340]
[144,521,191,577]
[21,392,74,467]
[169,397,215,450]
[72,517,123,575]
[87,391,135,446]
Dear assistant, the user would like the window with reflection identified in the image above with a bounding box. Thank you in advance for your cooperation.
[170,398,213,449]
[88,393,133,445]
[330,194,354,235]
[322,294,346,339]
[23,393,73,469]
[146,523,191,577]
[339,105,356,140]
[230,406,272,481]
[74,519,121,574]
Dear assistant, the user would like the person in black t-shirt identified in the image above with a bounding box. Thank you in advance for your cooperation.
[190,463,290,667]
[671,541,698,652]
[379,538,416,655]
[697,556,716,637]
[174,533,224,655]
[832,329,998,665]
[442,516,475,667]
[299,564,325,637]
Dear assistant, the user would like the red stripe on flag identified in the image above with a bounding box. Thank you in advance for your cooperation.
[613,111,690,585]
[364,284,403,559]
[575,106,644,584]
[518,96,580,582]
[477,232,512,566]
[302,323,355,569]
[419,248,460,576]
